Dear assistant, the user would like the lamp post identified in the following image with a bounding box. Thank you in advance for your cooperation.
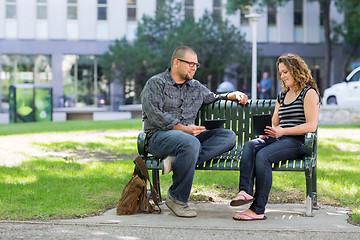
[245,13,261,100]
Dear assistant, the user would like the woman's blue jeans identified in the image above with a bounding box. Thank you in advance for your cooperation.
[239,136,305,214]
[148,128,236,203]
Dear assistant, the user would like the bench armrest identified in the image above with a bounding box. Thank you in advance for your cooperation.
[304,132,317,164]
[137,131,147,156]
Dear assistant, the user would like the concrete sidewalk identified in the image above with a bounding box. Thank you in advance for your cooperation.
[1,203,359,239]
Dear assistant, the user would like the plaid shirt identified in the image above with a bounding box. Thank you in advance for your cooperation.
[140,68,227,137]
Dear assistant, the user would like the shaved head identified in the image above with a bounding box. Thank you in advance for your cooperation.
[171,46,197,67]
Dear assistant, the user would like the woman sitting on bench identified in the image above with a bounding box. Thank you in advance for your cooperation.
[231,53,321,221]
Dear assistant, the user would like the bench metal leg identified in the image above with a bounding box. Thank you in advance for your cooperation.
[152,169,162,202]
[305,159,314,217]
[312,165,318,209]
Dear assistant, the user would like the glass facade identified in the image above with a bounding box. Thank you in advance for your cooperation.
[1,55,52,110]
[62,55,108,107]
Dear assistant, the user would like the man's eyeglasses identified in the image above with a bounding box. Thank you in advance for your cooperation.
[177,59,201,68]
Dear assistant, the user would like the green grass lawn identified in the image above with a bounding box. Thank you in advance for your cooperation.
[0,119,142,136]
[0,158,134,219]
[0,119,359,225]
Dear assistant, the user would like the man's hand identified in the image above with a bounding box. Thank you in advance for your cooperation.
[173,123,206,136]
[227,91,248,105]
[185,124,206,136]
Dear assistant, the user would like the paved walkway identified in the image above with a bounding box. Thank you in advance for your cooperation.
[1,203,359,239]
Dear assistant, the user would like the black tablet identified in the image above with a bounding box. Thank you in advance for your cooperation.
[203,119,226,130]
[252,114,272,136]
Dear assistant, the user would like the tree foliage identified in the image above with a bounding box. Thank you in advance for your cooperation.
[333,0,360,76]
[226,0,288,14]
[100,38,137,86]
[100,1,250,101]
[226,0,333,94]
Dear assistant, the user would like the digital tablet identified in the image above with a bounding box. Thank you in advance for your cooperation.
[252,114,272,136]
[203,119,226,130]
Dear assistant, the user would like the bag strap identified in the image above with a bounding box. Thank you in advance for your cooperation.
[134,156,162,213]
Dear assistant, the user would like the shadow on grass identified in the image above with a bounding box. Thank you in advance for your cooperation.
[33,136,138,162]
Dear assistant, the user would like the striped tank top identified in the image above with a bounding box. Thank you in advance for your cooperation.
[277,86,315,129]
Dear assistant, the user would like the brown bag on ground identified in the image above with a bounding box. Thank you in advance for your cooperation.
[116,156,161,215]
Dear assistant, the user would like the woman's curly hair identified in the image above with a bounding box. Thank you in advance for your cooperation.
[276,53,319,93]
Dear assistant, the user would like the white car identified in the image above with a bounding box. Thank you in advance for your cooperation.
[322,66,360,106]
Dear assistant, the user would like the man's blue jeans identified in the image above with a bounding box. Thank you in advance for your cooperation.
[239,136,305,214]
[148,128,236,203]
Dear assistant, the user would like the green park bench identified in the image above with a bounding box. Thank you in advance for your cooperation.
[137,99,318,216]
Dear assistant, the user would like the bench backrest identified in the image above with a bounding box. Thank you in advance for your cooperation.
[193,99,316,171]
[194,99,276,148]
[139,99,315,171]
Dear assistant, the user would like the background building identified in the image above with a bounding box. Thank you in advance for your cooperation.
[0,0,345,121]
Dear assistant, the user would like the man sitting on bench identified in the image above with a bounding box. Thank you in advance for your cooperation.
[140,46,248,218]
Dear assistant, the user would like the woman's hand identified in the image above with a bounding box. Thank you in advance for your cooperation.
[264,126,285,139]
[260,135,270,139]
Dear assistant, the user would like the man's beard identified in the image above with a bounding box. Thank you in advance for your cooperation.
[184,73,193,81]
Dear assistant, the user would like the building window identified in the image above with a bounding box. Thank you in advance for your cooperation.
[97,0,107,21]
[294,0,303,26]
[185,0,194,20]
[240,5,250,25]
[267,1,277,42]
[294,0,303,42]
[267,1,276,25]
[319,6,324,42]
[127,0,137,21]
[213,0,222,21]
[67,0,78,20]
[319,6,324,26]
[37,0,47,20]
[6,0,17,19]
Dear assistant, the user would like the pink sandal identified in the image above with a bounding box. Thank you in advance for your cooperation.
[233,212,267,221]
[230,193,254,206]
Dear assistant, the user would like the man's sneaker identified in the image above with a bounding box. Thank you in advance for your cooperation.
[162,156,175,175]
[165,195,197,218]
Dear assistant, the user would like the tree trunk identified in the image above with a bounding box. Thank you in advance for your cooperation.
[342,44,360,79]
[321,0,332,96]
